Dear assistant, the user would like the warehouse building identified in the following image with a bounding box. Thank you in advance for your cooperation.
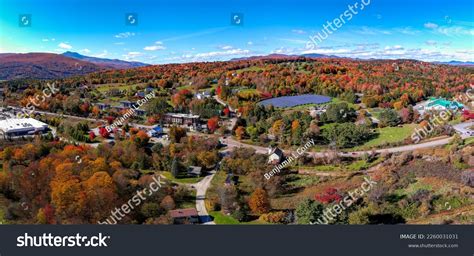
[0,118,49,138]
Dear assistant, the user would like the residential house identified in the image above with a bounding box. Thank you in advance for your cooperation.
[187,166,202,177]
[163,113,200,127]
[196,91,211,100]
[120,101,134,108]
[169,208,199,224]
[268,146,285,164]
[93,103,110,110]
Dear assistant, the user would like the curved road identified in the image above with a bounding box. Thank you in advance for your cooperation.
[223,122,472,158]
[194,170,216,225]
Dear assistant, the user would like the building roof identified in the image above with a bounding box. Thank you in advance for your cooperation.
[187,166,202,176]
[165,113,200,118]
[427,98,463,109]
[268,147,284,157]
[0,118,48,133]
[152,125,163,132]
[169,208,198,218]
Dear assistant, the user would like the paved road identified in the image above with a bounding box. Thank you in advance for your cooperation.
[223,132,469,159]
[194,170,216,225]
[213,95,234,112]
[452,120,474,136]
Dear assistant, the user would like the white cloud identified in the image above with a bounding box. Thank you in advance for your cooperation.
[144,45,166,51]
[247,41,254,45]
[435,26,474,36]
[164,48,251,62]
[356,26,392,35]
[424,22,439,29]
[424,22,474,36]
[302,44,473,62]
[425,40,437,46]
[272,47,296,54]
[81,48,91,53]
[302,48,351,55]
[292,29,306,34]
[195,48,250,58]
[58,42,72,49]
[123,51,142,60]
[395,27,420,35]
[114,32,135,39]
[42,38,49,42]
[93,50,108,58]
[219,45,233,50]
[279,38,308,44]
[144,41,166,51]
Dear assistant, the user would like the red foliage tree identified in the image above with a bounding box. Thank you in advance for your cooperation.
[89,131,96,141]
[98,127,110,138]
[315,187,342,204]
[207,116,219,133]
[223,107,230,117]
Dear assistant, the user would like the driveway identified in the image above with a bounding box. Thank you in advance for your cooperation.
[194,170,216,224]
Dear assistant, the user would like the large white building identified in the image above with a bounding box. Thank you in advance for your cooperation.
[0,118,49,138]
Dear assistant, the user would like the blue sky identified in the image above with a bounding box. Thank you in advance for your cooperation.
[0,0,472,63]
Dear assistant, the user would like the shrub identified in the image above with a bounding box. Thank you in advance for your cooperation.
[259,211,287,224]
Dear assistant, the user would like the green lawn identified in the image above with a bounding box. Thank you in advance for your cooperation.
[235,66,265,74]
[96,83,140,92]
[353,124,416,150]
[161,171,203,184]
[209,211,240,224]
[464,137,474,145]
[176,190,197,209]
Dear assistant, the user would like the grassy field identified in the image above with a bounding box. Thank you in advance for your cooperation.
[96,83,141,92]
[209,211,240,224]
[235,66,265,74]
[161,171,203,184]
[175,190,196,209]
[352,124,416,150]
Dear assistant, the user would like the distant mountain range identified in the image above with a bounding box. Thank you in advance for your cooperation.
[232,53,473,67]
[0,52,149,80]
[230,53,337,61]
[1,51,471,81]
[62,51,148,69]
[432,60,474,66]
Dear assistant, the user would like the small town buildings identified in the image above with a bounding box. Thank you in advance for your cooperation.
[169,208,199,224]
[120,101,134,108]
[187,166,202,177]
[196,91,211,100]
[135,91,146,98]
[415,97,464,115]
[93,103,110,110]
[147,125,164,137]
[163,113,200,127]
[0,118,48,138]
[268,146,285,164]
